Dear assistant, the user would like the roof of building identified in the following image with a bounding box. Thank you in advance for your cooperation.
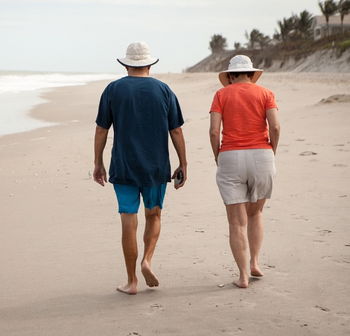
[314,14,350,26]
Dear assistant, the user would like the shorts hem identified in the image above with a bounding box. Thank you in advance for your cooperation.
[118,209,138,214]
[223,199,249,205]
[144,204,163,210]
[250,195,271,203]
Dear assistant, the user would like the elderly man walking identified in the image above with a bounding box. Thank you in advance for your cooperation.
[94,42,187,295]
[209,55,280,288]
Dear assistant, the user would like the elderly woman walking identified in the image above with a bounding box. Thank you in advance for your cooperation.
[209,55,280,288]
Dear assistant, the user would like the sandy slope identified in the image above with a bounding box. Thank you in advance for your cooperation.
[0,73,349,336]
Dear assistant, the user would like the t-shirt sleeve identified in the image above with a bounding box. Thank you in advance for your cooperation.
[265,90,278,110]
[168,91,184,131]
[96,86,112,129]
[210,92,222,114]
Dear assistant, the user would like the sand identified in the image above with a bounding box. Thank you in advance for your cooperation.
[0,72,349,336]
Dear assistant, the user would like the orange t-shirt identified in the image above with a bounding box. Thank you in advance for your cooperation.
[210,82,277,152]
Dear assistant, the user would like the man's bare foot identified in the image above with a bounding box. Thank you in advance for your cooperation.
[116,282,137,295]
[251,265,264,277]
[141,260,159,287]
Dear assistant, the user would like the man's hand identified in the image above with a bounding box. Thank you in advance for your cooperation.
[93,164,107,186]
[171,165,187,189]
[169,127,187,190]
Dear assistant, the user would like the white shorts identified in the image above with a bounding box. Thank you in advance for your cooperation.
[216,149,276,205]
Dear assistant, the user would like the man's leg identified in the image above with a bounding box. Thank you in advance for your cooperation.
[246,199,266,277]
[226,203,249,288]
[117,213,138,295]
[141,207,161,287]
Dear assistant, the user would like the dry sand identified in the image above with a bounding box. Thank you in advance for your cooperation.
[0,72,350,336]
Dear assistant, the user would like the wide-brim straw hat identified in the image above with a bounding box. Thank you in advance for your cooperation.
[219,55,263,87]
[117,41,159,68]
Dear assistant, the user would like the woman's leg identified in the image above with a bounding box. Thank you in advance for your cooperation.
[226,203,249,288]
[246,199,266,276]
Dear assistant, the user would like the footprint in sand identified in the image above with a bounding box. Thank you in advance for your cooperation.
[299,151,317,156]
[315,305,330,312]
[319,94,350,104]
[322,255,350,265]
[150,303,164,311]
[293,215,310,222]
[318,229,332,236]
[333,164,348,167]
[263,264,276,269]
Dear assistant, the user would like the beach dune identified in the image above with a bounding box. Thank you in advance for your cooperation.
[0,72,349,336]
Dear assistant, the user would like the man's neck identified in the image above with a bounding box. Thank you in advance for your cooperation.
[127,67,150,77]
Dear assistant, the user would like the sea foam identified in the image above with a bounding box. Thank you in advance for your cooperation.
[0,72,117,136]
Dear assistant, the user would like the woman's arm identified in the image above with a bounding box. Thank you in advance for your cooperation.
[266,108,280,155]
[209,112,222,164]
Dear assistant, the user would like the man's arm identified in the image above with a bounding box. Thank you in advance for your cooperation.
[266,108,280,155]
[209,112,222,164]
[93,125,109,186]
[169,127,187,189]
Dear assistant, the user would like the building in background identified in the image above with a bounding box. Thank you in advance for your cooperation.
[313,14,350,40]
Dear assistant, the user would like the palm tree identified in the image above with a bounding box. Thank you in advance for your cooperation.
[234,42,242,50]
[245,29,263,49]
[296,10,314,39]
[277,16,297,42]
[209,34,227,54]
[338,0,350,33]
[319,0,338,36]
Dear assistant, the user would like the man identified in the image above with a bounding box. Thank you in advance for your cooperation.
[94,42,187,295]
[209,55,280,288]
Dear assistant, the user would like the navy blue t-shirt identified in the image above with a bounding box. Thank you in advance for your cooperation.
[96,76,184,187]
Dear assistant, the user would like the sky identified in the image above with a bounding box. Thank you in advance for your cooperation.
[0,0,321,73]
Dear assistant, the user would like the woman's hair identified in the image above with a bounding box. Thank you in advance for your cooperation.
[228,72,255,79]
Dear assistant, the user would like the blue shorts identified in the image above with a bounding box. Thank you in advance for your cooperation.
[113,184,167,214]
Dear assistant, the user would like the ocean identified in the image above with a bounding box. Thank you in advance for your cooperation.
[0,72,118,136]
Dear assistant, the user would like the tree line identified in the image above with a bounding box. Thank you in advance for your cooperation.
[209,0,350,53]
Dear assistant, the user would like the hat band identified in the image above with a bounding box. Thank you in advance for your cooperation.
[126,53,152,61]
[228,64,253,70]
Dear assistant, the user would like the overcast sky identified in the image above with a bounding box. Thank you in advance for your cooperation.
[0,0,321,73]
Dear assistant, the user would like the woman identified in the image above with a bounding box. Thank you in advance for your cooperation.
[209,55,280,288]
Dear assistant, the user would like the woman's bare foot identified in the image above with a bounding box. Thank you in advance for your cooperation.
[141,260,159,287]
[251,264,264,277]
[116,282,138,295]
[233,274,249,288]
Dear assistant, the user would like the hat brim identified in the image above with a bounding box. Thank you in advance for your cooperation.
[219,69,263,87]
[117,57,159,68]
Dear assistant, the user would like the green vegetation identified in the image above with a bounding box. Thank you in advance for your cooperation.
[338,39,350,50]
[209,1,350,57]
[209,34,227,54]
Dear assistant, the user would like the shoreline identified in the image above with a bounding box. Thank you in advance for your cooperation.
[0,72,118,138]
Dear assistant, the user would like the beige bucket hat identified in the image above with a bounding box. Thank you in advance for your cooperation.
[219,55,263,87]
[117,42,159,68]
